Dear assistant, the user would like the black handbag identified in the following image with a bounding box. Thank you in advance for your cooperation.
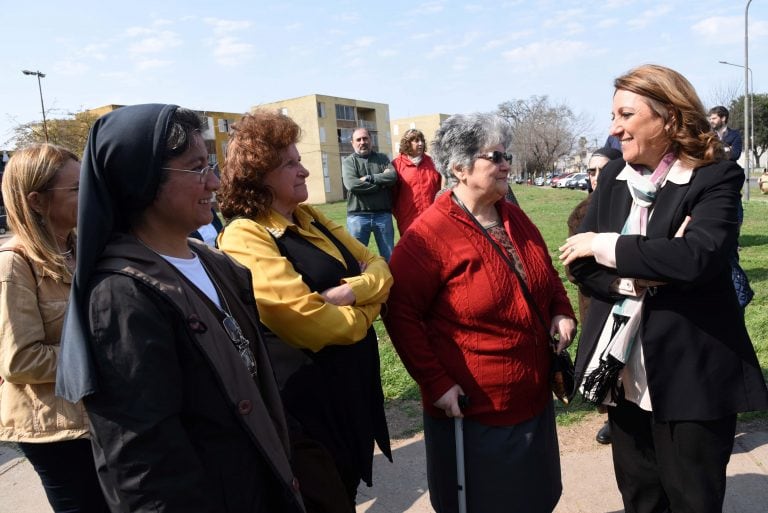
[453,197,576,404]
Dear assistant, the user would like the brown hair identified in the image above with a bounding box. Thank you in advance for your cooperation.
[614,64,724,168]
[1,144,79,281]
[218,110,301,219]
[398,128,426,155]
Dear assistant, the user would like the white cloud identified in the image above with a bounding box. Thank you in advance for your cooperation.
[409,1,445,15]
[484,31,533,50]
[128,30,182,55]
[212,37,255,67]
[411,30,444,41]
[336,13,360,23]
[597,19,619,29]
[605,0,635,8]
[203,18,253,35]
[135,59,170,70]
[341,36,377,60]
[628,5,673,30]
[54,61,89,76]
[544,9,586,28]
[452,55,469,72]
[427,32,479,59]
[378,49,397,58]
[464,3,487,13]
[501,39,592,69]
[201,18,255,67]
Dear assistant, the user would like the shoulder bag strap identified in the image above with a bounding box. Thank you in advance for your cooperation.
[452,197,551,336]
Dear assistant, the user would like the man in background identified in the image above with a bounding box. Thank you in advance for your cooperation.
[708,106,742,161]
[342,128,397,261]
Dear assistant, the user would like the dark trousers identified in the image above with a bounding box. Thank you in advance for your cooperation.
[608,396,736,513]
[18,438,109,513]
[424,401,561,513]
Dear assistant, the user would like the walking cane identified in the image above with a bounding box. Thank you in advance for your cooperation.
[455,395,469,513]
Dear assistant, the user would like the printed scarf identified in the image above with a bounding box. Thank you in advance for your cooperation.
[582,153,676,404]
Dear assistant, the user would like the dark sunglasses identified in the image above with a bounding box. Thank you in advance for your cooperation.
[475,151,513,164]
[222,315,258,379]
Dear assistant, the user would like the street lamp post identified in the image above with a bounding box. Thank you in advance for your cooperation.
[21,69,49,142]
[744,0,752,200]
[718,60,754,173]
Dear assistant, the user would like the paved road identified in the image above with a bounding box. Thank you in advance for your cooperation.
[3,422,768,513]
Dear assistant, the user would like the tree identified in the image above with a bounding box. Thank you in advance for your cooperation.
[728,94,768,168]
[496,96,591,178]
[11,109,98,158]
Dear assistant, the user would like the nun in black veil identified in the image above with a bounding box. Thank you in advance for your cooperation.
[56,104,305,512]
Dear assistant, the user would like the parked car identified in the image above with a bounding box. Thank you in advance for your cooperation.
[533,176,546,186]
[565,173,589,190]
[553,173,575,188]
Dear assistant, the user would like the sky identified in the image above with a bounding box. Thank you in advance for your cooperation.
[2,0,767,149]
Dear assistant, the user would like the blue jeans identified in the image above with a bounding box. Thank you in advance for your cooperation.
[346,212,394,262]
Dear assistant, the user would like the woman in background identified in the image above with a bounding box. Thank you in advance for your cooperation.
[563,64,768,513]
[391,128,442,234]
[217,109,392,512]
[0,144,108,512]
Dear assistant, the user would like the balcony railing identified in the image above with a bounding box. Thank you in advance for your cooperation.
[358,120,377,130]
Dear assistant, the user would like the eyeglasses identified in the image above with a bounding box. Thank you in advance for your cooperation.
[475,151,513,164]
[43,185,79,193]
[161,163,218,183]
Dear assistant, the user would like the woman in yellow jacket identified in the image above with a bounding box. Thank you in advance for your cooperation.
[218,110,392,512]
[0,144,108,512]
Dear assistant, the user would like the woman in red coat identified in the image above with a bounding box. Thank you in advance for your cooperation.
[384,113,576,513]
[390,128,442,234]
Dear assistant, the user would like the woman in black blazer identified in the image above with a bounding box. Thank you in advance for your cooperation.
[560,64,768,513]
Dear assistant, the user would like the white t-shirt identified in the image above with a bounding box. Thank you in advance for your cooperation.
[161,252,221,309]
[197,223,219,247]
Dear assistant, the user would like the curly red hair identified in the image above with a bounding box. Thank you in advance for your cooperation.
[219,110,301,219]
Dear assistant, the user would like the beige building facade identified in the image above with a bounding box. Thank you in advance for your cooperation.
[390,113,450,157]
[256,94,391,204]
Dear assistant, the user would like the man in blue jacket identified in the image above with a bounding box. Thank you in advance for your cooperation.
[708,106,742,161]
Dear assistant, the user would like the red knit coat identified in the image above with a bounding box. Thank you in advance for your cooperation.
[390,153,442,234]
[384,192,575,425]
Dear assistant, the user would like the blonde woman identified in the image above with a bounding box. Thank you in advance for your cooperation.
[0,144,108,512]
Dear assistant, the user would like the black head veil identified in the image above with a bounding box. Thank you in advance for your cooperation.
[56,103,178,402]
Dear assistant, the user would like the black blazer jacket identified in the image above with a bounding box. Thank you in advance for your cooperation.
[571,158,768,422]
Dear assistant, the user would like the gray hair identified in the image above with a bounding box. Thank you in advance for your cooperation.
[430,113,513,187]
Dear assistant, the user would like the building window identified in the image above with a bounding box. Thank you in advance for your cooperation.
[322,152,331,193]
[319,126,326,143]
[335,104,356,121]
[393,124,399,136]
[218,119,230,133]
[317,102,326,118]
[338,128,354,144]
[280,108,288,116]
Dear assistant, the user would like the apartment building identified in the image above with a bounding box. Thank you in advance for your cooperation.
[256,94,391,204]
[390,113,450,157]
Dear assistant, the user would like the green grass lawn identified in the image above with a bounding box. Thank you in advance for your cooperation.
[316,186,768,424]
